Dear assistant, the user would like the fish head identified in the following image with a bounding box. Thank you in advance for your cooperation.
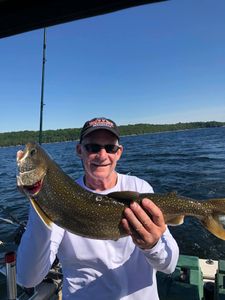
[17,142,48,196]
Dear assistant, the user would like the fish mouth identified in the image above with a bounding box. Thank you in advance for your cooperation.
[23,178,43,196]
[17,172,45,196]
[17,163,46,194]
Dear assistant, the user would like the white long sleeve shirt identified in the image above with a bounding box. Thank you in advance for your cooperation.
[17,173,179,300]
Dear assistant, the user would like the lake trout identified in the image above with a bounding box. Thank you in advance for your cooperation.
[16,142,225,240]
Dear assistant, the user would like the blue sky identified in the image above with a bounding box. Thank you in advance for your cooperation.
[0,0,225,133]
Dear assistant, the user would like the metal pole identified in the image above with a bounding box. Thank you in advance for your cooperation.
[5,252,17,300]
[39,28,47,145]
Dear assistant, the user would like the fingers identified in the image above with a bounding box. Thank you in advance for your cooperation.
[121,216,151,250]
[141,198,165,227]
[122,198,166,249]
[123,201,152,235]
[17,150,24,161]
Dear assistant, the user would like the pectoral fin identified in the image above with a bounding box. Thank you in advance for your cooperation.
[201,215,225,240]
[199,198,225,240]
[30,198,53,229]
[165,215,185,226]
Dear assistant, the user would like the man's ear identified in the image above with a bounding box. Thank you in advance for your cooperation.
[76,144,82,158]
[116,145,123,161]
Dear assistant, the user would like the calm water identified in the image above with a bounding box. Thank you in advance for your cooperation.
[0,127,225,260]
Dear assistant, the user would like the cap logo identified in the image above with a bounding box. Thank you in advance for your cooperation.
[89,118,114,128]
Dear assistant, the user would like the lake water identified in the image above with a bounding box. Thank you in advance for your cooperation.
[0,127,225,260]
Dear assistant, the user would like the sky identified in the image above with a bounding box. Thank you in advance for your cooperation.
[0,0,225,133]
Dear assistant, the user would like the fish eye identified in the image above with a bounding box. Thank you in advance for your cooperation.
[30,148,37,156]
[96,196,102,202]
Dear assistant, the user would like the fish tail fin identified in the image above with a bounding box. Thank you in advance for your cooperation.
[201,198,225,240]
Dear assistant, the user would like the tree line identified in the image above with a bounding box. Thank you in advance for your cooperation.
[0,121,224,147]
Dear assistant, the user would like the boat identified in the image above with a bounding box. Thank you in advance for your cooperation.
[0,0,167,39]
[0,246,224,300]
[0,207,224,300]
[0,256,63,300]
[157,255,221,300]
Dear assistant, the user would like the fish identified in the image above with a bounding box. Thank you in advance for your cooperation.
[16,142,225,240]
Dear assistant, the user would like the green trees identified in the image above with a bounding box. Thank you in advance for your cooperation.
[0,121,224,147]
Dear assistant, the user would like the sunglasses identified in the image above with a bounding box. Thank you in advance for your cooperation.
[83,144,121,154]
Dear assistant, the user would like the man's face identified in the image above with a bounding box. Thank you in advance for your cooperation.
[76,130,123,182]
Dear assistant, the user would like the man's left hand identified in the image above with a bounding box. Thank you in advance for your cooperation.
[122,198,166,250]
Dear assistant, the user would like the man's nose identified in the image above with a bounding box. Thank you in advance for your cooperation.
[97,148,108,157]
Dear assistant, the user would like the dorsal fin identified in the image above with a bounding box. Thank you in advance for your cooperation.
[166,191,178,197]
[107,191,140,205]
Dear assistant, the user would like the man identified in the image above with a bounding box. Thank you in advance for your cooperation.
[17,117,179,299]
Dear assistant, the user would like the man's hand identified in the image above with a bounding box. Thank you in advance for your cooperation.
[122,198,166,250]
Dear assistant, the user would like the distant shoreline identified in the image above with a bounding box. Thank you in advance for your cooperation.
[0,121,224,147]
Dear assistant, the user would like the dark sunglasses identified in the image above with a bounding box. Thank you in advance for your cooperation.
[83,144,121,154]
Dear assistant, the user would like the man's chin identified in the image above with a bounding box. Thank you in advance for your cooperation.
[91,168,111,179]
[92,171,108,178]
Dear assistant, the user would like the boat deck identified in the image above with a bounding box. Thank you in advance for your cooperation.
[1,255,224,300]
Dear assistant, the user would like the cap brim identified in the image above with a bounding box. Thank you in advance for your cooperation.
[81,127,119,141]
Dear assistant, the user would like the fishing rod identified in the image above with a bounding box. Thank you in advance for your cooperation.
[0,217,15,225]
[39,28,47,145]
[0,205,26,245]
[0,205,26,228]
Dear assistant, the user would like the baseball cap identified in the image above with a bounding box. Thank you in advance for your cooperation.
[79,117,120,142]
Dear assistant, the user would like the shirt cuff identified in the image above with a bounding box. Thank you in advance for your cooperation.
[140,238,163,256]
